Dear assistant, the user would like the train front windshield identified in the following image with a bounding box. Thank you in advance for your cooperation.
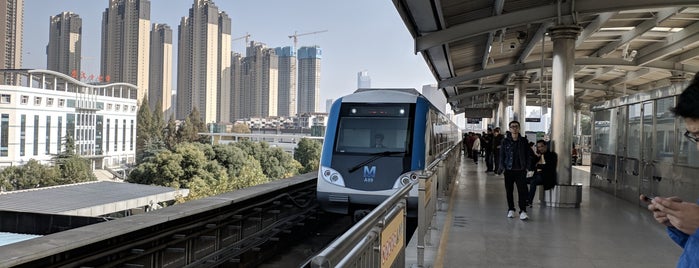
[334,103,413,154]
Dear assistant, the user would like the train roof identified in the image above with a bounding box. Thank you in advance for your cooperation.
[343,88,423,104]
[354,88,420,95]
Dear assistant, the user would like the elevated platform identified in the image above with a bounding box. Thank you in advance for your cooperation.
[408,157,681,267]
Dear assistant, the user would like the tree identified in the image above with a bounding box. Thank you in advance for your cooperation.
[128,143,228,201]
[164,117,178,149]
[232,123,251,133]
[0,160,61,190]
[136,97,153,155]
[151,101,165,141]
[52,135,96,183]
[188,106,207,135]
[136,139,168,163]
[233,141,300,180]
[211,144,268,189]
[294,138,322,173]
[176,116,197,143]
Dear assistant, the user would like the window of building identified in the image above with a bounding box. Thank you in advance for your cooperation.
[106,119,110,153]
[115,104,120,111]
[122,119,126,151]
[107,103,112,110]
[21,95,28,105]
[0,114,8,156]
[131,106,136,112]
[0,94,10,104]
[57,116,62,153]
[34,97,42,106]
[130,120,134,150]
[114,119,118,151]
[46,116,51,154]
[123,105,128,112]
[47,98,54,106]
[58,99,65,107]
[34,115,39,156]
[20,115,25,156]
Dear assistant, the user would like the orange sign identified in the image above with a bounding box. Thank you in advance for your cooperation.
[380,208,405,268]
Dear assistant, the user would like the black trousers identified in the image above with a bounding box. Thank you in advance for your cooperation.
[485,150,493,171]
[504,170,528,212]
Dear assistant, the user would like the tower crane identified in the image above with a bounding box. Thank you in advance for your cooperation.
[288,30,328,49]
[232,32,251,46]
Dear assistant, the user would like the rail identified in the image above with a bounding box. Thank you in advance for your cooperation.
[310,141,462,267]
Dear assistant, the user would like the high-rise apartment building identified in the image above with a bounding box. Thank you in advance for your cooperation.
[275,46,296,117]
[234,42,278,119]
[148,23,172,118]
[216,13,231,123]
[176,0,230,123]
[357,70,371,89]
[298,46,321,114]
[100,0,150,104]
[0,0,23,83]
[47,12,81,77]
[230,52,242,121]
[325,98,333,113]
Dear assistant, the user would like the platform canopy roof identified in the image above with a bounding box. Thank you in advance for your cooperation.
[393,0,699,113]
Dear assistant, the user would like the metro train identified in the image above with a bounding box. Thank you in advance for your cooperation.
[317,88,461,217]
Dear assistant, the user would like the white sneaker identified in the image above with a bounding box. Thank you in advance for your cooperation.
[519,211,529,220]
[507,210,515,218]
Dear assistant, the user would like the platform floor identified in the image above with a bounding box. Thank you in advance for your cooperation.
[408,156,682,268]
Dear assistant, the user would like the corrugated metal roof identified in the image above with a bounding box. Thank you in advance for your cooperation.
[0,232,41,247]
[0,181,187,216]
[394,0,699,112]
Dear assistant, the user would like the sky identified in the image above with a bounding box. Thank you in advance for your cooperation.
[22,0,437,112]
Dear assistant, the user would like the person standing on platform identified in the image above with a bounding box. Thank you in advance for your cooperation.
[465,132,474,157]
[472,133,481,164]
[493,127,504,173]
[642,75,699,267]
[484,128,494,172]
[498,121,534,220]
[528,140,558,206]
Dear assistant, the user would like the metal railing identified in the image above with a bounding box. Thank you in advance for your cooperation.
[310,142,462,268]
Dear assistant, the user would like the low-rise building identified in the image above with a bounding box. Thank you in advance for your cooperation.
[0,69,138,169]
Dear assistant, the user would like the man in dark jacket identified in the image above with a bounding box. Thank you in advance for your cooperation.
[528,140,558,206]
[483,128,494,172]
[498,121,535,220]
[492,127,503,173]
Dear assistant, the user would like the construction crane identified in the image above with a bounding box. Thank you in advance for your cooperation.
[288,30,328,49]
[232,32,252,46]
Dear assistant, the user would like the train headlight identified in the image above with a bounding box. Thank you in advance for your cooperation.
[393,171,419,189]
[319,166,345,187]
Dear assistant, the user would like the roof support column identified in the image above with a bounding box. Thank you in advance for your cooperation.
[670,72,687,91]
[574,104,582,137]
[513,76,528,131]
[548,24,582,206]
[497,96,506,131]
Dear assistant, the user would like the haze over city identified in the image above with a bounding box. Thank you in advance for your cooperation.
[22,0,437,112]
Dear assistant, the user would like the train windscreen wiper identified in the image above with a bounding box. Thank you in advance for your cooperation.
[348,151,405,173]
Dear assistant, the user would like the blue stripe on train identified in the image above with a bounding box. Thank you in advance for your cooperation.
[412,97,428,170]
[320,98,343,166]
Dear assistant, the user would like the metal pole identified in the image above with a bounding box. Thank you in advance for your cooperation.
[550,25,581,185]
[514,75,528,132]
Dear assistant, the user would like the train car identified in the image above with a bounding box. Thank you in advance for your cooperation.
[317,88,461,217]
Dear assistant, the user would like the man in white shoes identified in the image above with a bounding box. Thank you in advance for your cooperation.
[499,121,535,221]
